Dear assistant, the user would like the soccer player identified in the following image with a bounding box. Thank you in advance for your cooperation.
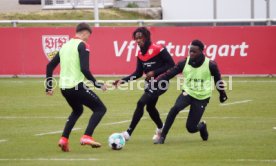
[113,27,175,142]
[45,23,107,152]
[154,39,228,144]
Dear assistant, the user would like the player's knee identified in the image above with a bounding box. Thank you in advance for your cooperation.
[93,103,107,116]
[186,124,198,133]
[99,105,107,115]
[146,105,155,112]
[134,107,144,118]
[137,99,146,108]
[73,108,83,116]
[170,105,182,114]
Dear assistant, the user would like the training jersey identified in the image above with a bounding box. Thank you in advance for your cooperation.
[156,54,226,99]
[59,38,85,89]
[182,56,212,100]
[46,38,102,91]
[122,43,175,82]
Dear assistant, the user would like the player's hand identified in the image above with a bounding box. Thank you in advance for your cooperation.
[46,90,54,96]
[219,91,228,103]
[145,71,155,81]
[112,80,123,87]
[101,84,107,91]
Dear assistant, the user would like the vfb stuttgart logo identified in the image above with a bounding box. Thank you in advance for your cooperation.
[42,35,69,60]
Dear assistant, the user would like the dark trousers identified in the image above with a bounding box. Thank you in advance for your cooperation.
[127,86,167,136]
[161,91,209,138]
[60,82,106,138]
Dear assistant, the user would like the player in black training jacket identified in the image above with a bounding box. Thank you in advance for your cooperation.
[154,39,228,144]
[113,27,175,142]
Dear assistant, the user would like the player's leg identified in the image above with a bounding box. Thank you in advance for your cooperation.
[186,97,209,141]
[78,83,107,148]
[146,96,163,141]
[146,88,167,129]
[59,88,84,152]
[155,92,191,144]
[146,96,163,126]
[62,96,84,138]
[123,92,153,140]
[147,83,170,141]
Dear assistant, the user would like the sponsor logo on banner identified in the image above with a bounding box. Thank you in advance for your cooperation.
[42,35,69,60]
[113,40,249,62]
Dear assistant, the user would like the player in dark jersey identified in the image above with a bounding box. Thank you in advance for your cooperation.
[154,40,228,144]
[46,23,107,152]
[113,27,175,142]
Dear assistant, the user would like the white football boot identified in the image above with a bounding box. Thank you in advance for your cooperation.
[122,131,131,141]
[152,126,163,143]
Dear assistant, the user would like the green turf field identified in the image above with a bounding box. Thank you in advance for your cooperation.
[0,77,275,166]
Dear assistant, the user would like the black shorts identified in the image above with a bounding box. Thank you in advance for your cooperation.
[145,80,169,97]
[60,82,105,111]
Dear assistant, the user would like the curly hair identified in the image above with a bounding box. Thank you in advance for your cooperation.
[132,27,151,42]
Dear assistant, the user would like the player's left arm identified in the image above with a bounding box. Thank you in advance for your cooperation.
[209,60,228,103]
[45,52,60,95]
[152,48,175,77]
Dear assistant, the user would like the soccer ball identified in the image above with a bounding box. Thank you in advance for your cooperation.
[108,133,125,150]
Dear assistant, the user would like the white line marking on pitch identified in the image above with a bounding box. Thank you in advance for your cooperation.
[175,117,242,119]
[233,159,276,163]
[102,118,147,126]
[0,140,7,143]
[35,128,82,136]
[220,100,252,106]
[175,116,276,120]
[102,120,131,126]
[0,158,99,161]
[34,119,140,136]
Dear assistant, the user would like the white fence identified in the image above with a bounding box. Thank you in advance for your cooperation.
[0,19,275,27]
[41,0,114,9]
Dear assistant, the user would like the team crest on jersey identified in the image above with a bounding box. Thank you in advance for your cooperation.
[42,35,69,61]
[148,49,153,55]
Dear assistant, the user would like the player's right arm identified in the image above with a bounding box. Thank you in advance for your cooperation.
[45,53,60,95]
[113,58,143,87]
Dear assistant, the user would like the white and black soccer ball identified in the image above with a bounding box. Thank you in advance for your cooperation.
[108,133,126,150]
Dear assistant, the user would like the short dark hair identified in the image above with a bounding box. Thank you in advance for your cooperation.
[132,27,151,42]
[76,22,92,34]
[191,39,204,51]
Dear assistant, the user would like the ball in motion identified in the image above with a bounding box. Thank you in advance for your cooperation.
[108,133,126,150]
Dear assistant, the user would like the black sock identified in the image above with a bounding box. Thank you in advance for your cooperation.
[197,121,205,131]
[127,128,133,135]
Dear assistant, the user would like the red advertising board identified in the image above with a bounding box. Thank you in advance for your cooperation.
[0,26,275,75]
